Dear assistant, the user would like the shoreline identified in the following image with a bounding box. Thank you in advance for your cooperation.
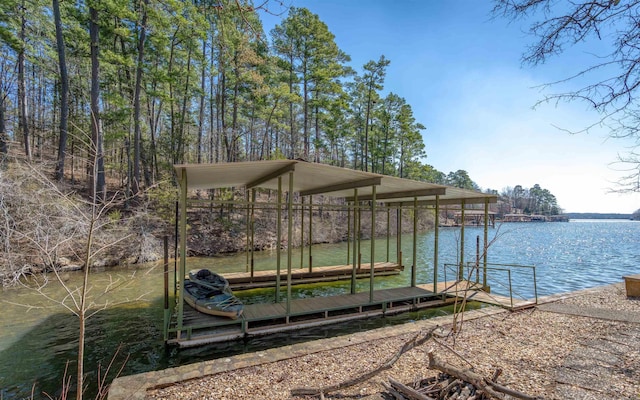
[109,282,640,400]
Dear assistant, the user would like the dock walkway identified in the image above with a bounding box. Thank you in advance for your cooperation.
[168,278,535,347]
[170,285,452,347]
[221,262,403,290]
[432,280,537,310]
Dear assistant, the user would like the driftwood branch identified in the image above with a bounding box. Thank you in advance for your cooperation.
[388,377,432,400]
[290,327,438,397]
[427,351,543,400]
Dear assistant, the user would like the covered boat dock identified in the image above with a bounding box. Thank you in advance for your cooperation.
[166,160,504,347]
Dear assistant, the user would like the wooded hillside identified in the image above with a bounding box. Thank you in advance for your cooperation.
[0,0,450,196]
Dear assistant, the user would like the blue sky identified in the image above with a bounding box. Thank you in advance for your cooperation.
[260,1,640,214]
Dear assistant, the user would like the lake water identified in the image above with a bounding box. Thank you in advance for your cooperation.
[1,220,638,398]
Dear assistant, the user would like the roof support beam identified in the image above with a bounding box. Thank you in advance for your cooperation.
[299,176,382,197]
[387,196,498,207]
[246,162,296,189]
[346,187,445,202]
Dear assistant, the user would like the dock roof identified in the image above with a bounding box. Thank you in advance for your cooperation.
[174,160,496,205]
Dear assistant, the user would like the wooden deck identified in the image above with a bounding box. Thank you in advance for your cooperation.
[426,280,537,310]
[168,285,451,347]
[167,280,536,347]
[220,262,403,290]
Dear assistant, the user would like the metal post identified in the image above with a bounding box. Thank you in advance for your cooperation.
[508,269,513,309]
[386,207,390,262]
[163,235,169,341]
[434,195,440,293]
[459,200,465,281]
[412,197,417,287]
[397,208,402,267]
[245,190,250,272]
[351,189,358,294]
[475,235,480,283]
[177,168,188,337]
[276,176,282,303]
[483,198,489,289]
[369,186,376,302]
[300,196,305,269]
[286,171,294,315]
[308,195,313,272]
[533,266,538,304]
[346,203,351,265]
[357,197,362,269]
[173,201,178,299]
[250,189,256,277]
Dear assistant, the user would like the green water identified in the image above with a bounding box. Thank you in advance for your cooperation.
[0,236,445,399]
[3,220,638,398]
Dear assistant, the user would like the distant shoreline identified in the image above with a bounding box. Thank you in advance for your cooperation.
[564,212,633,219]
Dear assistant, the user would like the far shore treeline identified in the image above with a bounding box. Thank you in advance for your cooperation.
[565,213,634,220]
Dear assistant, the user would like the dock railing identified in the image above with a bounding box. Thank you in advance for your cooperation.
[442,262,538,309]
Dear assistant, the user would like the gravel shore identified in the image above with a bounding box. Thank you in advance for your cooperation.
[147,283,640,400]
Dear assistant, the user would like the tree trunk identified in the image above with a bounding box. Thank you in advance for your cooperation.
[168,34,176,164]
[364,90,372,172]
[0,95,7,155]
[132,0,148,193]
[146,89,162,183]
[302,59,309,159]
[261,99,278,160]
[177,46,192,164]
[314,101,319,162]
[197,38,206,164]
[288,50,295,159]
[230,50,239,162]
[89,6,105,201]
[18,0,31,160]
[220,69,229,161]
[53,0,69,181]
[382,120,389,175]
[208,32,216,163]
[0,64,7,156]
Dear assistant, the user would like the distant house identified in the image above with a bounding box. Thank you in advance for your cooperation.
[502,213,531,222]
[502,214,568,222]
[452,209,496,227]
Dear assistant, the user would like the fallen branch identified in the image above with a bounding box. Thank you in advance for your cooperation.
[388,377,433,400]
[427,351,543,400]
[290,327,438,397]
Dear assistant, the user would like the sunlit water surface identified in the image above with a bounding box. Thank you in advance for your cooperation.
[1,220,638,398]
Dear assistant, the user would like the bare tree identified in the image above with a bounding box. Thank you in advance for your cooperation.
[494,0,640,192]
[6,164,146,400]
[0,143,160,398]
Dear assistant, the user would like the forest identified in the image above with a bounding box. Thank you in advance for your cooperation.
[0,0,446,190]
[0,0,561,215]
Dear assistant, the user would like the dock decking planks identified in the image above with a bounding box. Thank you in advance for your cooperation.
[168,280,536,347]
[218,262,403,290]
[424,280,536,310]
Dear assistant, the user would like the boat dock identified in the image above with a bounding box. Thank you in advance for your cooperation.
[167,279,536,348]
[221,262,403,290]
[165,161,538,348]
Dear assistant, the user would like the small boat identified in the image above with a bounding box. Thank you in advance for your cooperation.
[183,269,243,319]
[188,269,230,293]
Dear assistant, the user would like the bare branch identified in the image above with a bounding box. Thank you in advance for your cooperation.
[494,0,640,191]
